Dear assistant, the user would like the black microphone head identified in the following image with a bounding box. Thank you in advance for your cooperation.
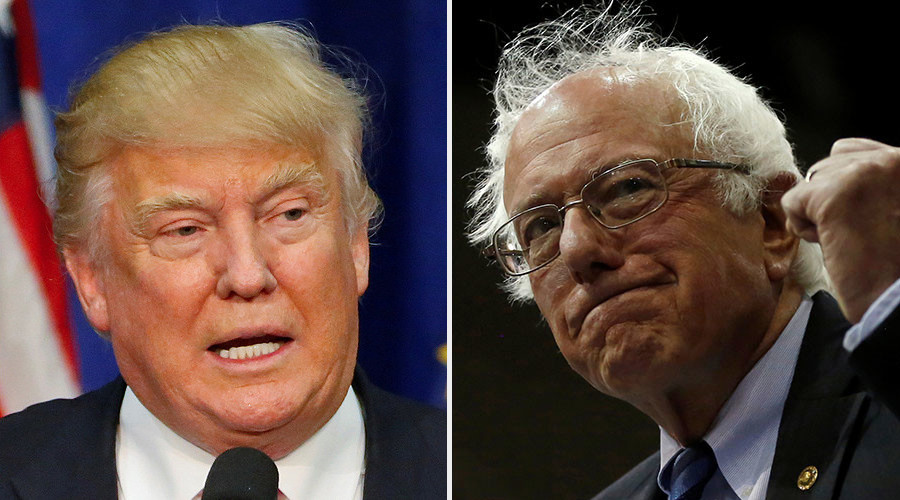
[202,447,279,500]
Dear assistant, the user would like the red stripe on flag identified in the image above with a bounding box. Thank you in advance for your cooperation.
[10,0,41,91]
[0,123,80,380]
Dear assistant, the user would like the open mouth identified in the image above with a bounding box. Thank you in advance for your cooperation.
[209,335,291,360]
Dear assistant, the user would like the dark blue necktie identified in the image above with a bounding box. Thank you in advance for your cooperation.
[667,441,717,500]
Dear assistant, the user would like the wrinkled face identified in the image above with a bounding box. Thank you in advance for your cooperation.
[67,144,368,457]
[503,74,775,404]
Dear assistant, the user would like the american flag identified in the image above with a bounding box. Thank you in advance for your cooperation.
[0,0,79,415]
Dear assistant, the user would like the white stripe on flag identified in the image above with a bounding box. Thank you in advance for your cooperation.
[0,0,12,38]
[20,88,57,201]
[0,197,79,414]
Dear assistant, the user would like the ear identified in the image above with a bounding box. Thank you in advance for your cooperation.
[63,247,110,332]
[351,224,370,297]
[760,173,801,282]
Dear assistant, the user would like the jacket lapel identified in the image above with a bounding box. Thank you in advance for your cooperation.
[766,293,868,499]
[355,368,411,500]
[8,377,124,499]
[354,368,445,500]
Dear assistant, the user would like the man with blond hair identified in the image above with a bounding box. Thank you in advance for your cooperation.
[0,23,445,499]
[470,5,900,499]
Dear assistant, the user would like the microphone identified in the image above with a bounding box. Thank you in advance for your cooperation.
[201,447,279,500]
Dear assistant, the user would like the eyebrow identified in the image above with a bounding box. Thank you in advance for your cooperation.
[131,192,207,235]
[591,155,649,176]
[129,161,329,234]
[510,179,584,216]
[262,160,327,196]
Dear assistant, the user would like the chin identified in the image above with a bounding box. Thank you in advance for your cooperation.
[211,385,310,433]
[591,324,668,396]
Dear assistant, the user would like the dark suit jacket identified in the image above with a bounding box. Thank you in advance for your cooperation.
[594,292,900,499]
[0,368,446,499]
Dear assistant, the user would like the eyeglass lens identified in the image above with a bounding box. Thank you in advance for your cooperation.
[495,160,668,275]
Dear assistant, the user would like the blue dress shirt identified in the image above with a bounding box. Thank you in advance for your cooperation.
[658,297,813,500]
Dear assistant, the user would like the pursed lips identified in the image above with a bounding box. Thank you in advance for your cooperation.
[565,276,674,340]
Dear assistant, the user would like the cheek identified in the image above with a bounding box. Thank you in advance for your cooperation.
[530,266,570,316]
[638,222,770,355]
[109,261,210,327]
[273,240,360,322]
[103,256,213,367]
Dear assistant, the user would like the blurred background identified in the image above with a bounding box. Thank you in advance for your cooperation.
[453,1,900,498]
[0,0,446,415]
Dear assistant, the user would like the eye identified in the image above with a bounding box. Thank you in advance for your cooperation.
[282,208,305,221]
[161,224,203,238]
[590,175,660,207]
[518,213,560,247]
[175,226,200,236]
[609,177,655,198]
[523,217,557,242]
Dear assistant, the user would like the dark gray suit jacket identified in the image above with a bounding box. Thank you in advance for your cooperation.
[594,292,900,499]
[0,368,446,499]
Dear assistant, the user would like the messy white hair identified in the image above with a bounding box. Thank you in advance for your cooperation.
[467,3,829,301]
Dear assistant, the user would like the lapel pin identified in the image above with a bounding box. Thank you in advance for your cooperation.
[797,465,818,490]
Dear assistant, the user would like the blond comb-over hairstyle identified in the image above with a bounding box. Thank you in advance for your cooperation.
[54,22,382,260]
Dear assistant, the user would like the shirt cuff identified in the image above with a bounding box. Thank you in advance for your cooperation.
[843,277,900,351]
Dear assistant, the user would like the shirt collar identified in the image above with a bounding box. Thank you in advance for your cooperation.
[658,295,813,498]
[117,385,366,500]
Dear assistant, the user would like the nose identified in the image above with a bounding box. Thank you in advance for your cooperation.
[215,226,277,300]
[557,206,625,284]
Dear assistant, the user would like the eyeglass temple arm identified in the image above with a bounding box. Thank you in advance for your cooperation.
[667,158,752,174]
[482,247,523,259]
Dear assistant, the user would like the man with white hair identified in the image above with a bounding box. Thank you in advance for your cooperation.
[0,24,445,499]
[469,5,900,499]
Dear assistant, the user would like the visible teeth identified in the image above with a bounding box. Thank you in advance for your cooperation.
[218,341,284,360]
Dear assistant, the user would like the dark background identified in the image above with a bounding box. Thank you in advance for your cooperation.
[452,1,900,498]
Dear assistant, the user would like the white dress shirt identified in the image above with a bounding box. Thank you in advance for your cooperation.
[117,386,366,500]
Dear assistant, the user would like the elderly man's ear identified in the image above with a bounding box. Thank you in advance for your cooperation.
[760,173,801,282]
[63,248,110,333]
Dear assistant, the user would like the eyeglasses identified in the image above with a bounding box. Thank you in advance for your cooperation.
[485,158,751,276]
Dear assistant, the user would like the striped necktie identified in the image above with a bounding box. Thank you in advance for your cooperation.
[666,441,717,500]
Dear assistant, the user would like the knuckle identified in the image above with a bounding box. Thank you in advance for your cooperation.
[848,148,900,179]
[830,138,852,154]
[781,189,798,209]
[881,147,900,169]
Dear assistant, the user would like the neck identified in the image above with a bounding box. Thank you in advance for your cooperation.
[641,280,805,445]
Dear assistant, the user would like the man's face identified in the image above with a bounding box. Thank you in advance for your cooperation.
[67,144,369,458]
[503,73,777,407]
